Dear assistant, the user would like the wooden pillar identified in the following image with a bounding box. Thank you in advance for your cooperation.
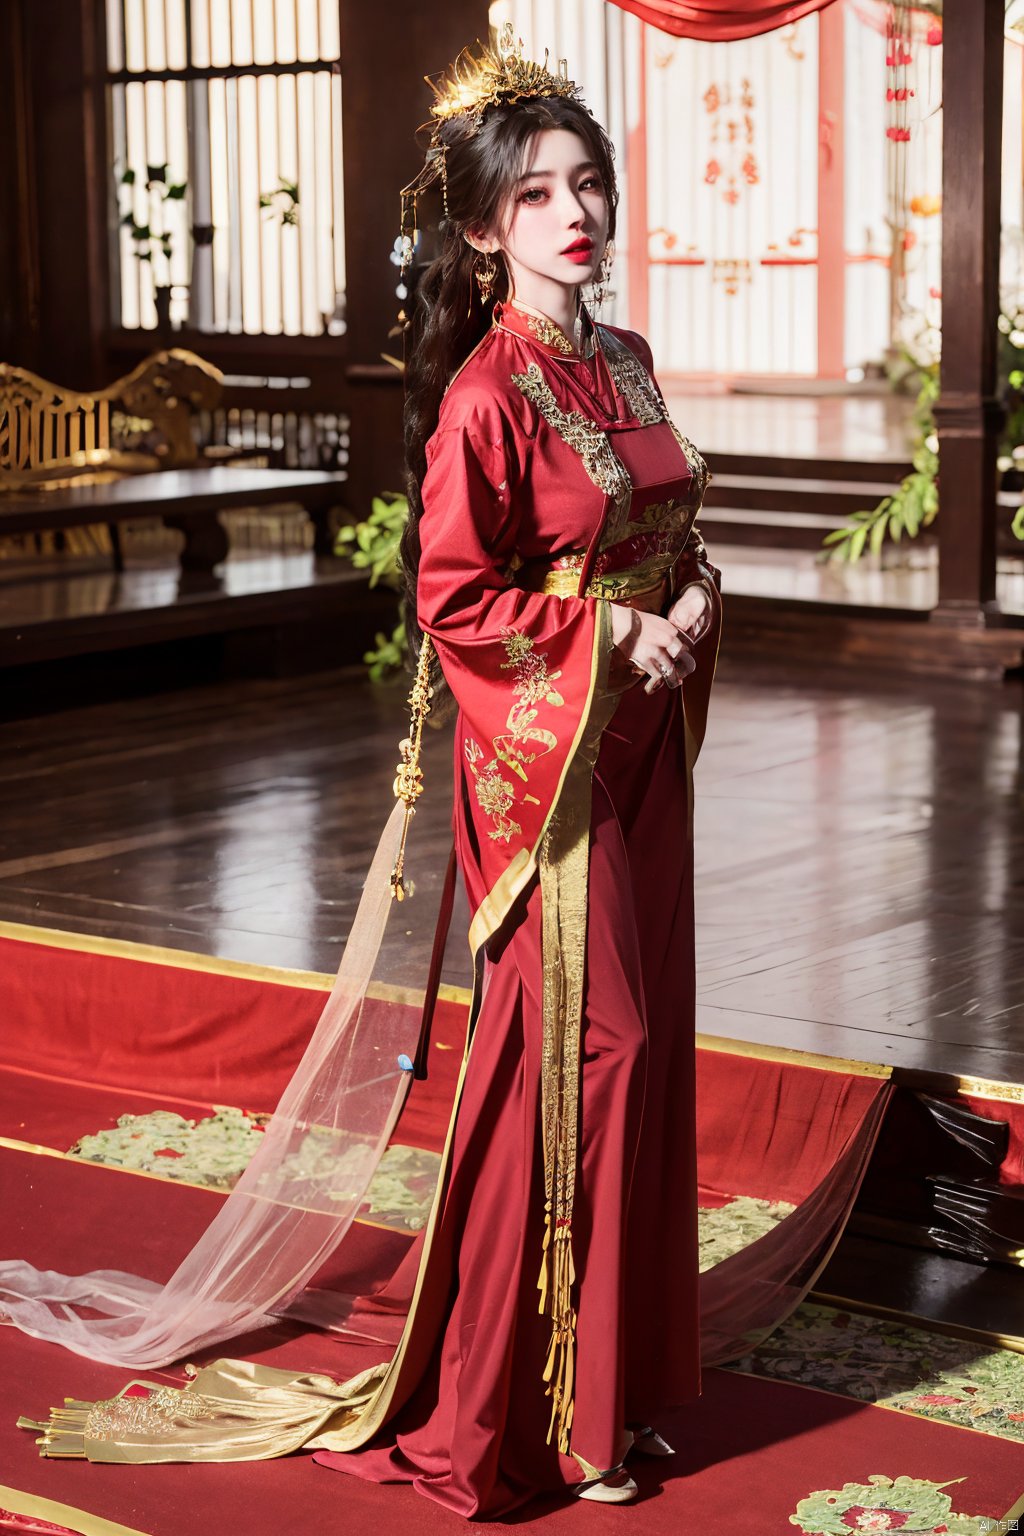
[340,0,486,518]
[816,1,845,381]
[0,0,107,383]
[931,0,1004,621]
[625,24,650,340]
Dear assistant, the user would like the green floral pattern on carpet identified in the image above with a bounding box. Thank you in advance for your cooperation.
[789,1473,1006,1534]
[733,1301,1024,1445]
[697,1195,795,1270]
[67,1110,1024,1448]
[69,1109,441,1231]
[70,1109,270,1189]
[70,1113,802,1242]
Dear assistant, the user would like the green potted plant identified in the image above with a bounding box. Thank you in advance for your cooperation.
[334,492,409,680]
[119,163,187,335]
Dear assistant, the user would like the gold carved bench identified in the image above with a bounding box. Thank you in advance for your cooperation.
[0,349,223,565]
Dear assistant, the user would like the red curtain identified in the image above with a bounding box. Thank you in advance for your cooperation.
[605,0,838,41]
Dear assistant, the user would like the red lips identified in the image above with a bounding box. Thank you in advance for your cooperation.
[562,238,594,256]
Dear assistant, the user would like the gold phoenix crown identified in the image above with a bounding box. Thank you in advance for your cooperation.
[426,21,580,126]
[397,23,584,284]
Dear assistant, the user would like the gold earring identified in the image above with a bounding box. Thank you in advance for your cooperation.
[593,241,614,306]
[474,250,497,303]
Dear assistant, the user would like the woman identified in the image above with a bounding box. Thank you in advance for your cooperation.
[310,26,721,1514]
[12,25,720,1521]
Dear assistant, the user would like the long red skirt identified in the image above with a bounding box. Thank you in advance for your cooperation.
[315,678,701,1518]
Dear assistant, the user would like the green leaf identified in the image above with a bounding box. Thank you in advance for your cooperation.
[165,182,187,199]
[869,512,889,556]
[848,524,868,561]
[121,168,136,185]
[902,494,922,537]
[1012,504,1024,541]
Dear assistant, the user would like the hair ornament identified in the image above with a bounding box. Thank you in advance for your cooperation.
[426,21,580,129]
[396,22,584,290]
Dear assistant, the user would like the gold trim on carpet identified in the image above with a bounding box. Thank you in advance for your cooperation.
[885,1060,1024,1106]
[694,1031,892,1081]
[0,1483,152,1536]
[8,920,1024,1102]
[809,1290,1024,1356]
[0,920,468,1003]
[1003,1488,1024,1524]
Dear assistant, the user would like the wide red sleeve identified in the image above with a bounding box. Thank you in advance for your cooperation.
[416,390,613,950]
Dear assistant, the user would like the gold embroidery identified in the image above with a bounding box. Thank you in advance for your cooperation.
[598,332,662,426]
[463,629,565,843]
[510,363,632,509]
[585,556,677,600]
[628,496,693,534]
[665,419,710,500]
[523,311,575,356]
[598,329,711,499]
[81,1386,204,1443]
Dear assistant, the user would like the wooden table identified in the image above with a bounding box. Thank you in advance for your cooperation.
[0,467,349,572]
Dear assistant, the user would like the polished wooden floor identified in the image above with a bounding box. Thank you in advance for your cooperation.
[3,649,1022,1087]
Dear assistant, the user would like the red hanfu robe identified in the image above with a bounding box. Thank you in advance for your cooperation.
[314,301,722,1516]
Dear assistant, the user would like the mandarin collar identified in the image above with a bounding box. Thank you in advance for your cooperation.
[492,299,597,362]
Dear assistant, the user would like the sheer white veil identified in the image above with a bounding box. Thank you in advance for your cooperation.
[0,651,449,1368]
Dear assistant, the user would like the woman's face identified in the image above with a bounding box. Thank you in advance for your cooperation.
[481,127,610,307]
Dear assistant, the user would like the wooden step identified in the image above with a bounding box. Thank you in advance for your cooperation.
[704,473,903,516]
[705,450,913,482]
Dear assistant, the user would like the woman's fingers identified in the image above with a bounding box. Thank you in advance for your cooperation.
[641,643,694,693]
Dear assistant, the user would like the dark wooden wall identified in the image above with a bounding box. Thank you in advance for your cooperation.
[1,0,485,513]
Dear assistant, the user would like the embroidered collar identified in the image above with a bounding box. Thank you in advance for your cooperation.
[493,299,597,362]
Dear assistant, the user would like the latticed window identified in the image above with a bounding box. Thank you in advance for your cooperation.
[105,0,346,337]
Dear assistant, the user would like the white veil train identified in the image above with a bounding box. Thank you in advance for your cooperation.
[0,648,446,1371]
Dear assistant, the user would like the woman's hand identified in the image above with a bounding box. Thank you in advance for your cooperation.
[609,605,695,694]
[666,583,713,644]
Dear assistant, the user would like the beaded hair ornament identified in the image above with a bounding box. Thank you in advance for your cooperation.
[396,21,584,294]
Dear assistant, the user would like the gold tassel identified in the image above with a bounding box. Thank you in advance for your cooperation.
[17,1400,91,1458]
[533,608,618,1458]
[390,636,435,900]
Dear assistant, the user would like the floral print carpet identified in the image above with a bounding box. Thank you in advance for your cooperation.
[67,1106,1024,1456]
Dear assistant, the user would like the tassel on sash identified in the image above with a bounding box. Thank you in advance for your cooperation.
[535,628,616,1454]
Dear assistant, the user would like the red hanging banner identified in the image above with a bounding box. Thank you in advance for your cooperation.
[605,0,838,42]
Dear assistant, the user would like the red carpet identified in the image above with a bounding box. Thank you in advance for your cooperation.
[0,930,466,1135]
[3,1149,1021,1534]
[8,926,1018,1531]
[4,1316,1021,1534]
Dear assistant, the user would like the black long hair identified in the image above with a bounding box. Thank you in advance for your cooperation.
[399,95,619,687]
